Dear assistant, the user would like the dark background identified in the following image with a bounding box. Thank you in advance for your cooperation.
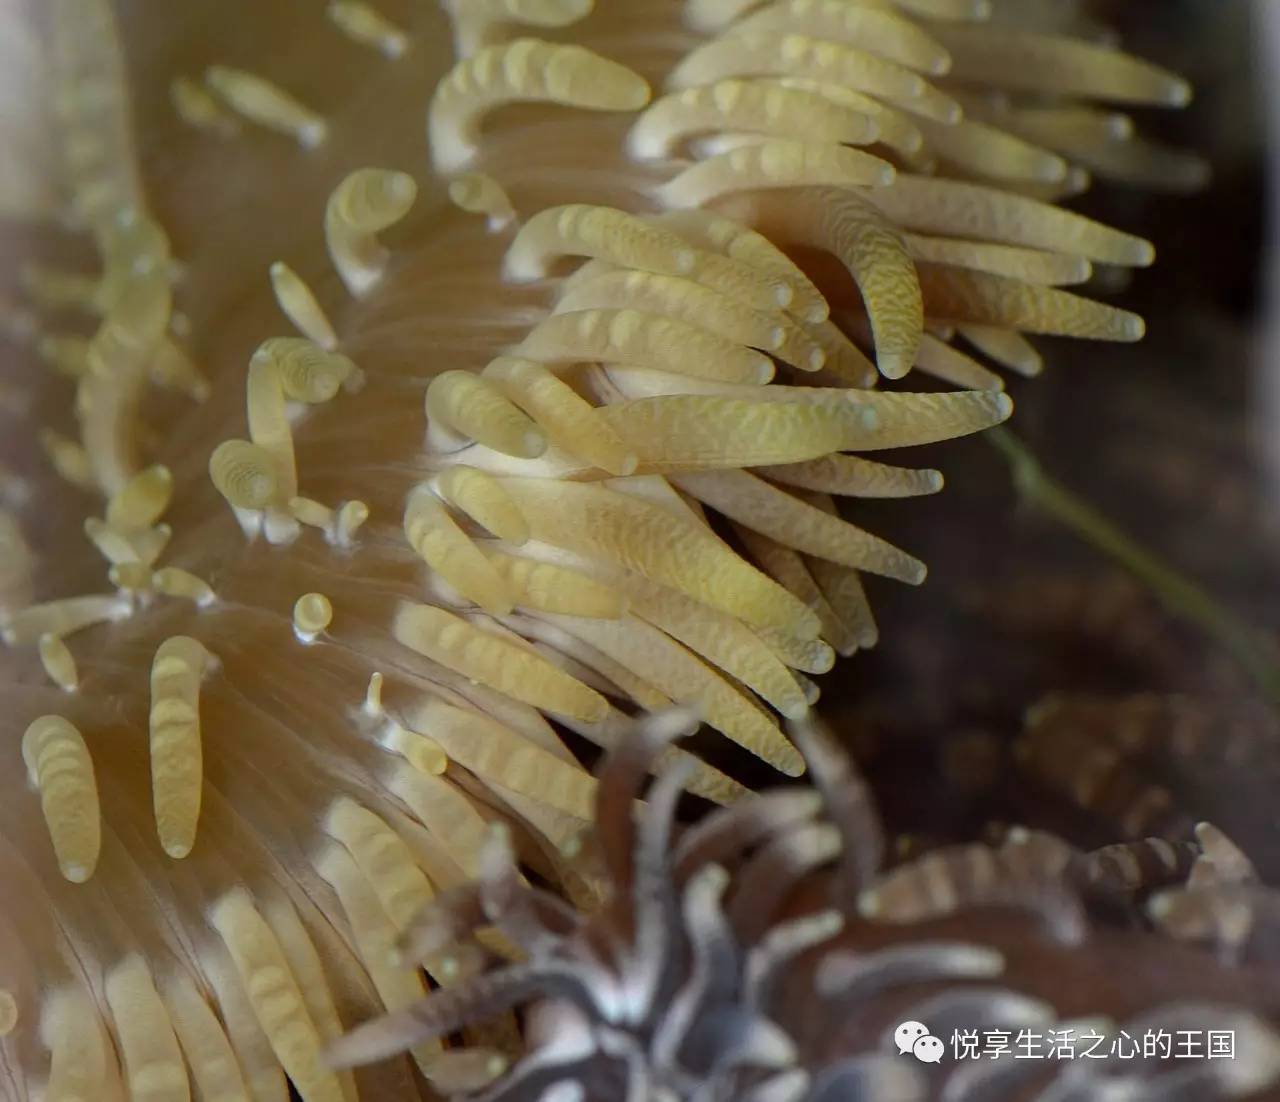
[799,1,1280,871]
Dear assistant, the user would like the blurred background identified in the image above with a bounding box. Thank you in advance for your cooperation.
[808,0,1280,877]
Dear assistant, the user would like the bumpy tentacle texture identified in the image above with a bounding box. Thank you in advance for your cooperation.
[329,712,1280,1100]
[0,0,1201,1098]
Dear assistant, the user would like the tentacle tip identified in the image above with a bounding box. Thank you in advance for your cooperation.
[902,74,927,99]
[752,357,777,385]
[641,705,702,744]
[622,79,653,112]
[877,353,913,381]
[163,840,193,860]
[994,393,1014,421]
[62,862,92,884]
[1106,113,1135,140]
[805,348,826,372]
[1039,157,1071,184]
[805,302,830,324]
[1122,314,1147,341]
[322,1041,358,1072]
[389,171,418,201]
[1147,891,1175,920]
[324,1018,416,1070]
[924,470,944,494]
[1168,80,1194,108]
[581,698,611,724]
[433,147,473,177]
[300,120,329,149]
[521,430,549,458]
[778,748,807,778]
[857,890,881,918]
[781,700,810,722]
[627,137,659,162]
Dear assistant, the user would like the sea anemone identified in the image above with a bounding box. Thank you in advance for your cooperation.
[0,0,1212,1099]
[327,710,1280,1101]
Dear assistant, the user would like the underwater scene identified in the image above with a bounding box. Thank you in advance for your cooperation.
[1,1,1278,1099]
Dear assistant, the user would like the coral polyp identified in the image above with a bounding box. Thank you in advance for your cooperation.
[0,0,1229,1099]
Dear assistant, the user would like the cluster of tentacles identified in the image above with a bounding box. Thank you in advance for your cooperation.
[0,0,1228,1100]
[327,710,1280,1101]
